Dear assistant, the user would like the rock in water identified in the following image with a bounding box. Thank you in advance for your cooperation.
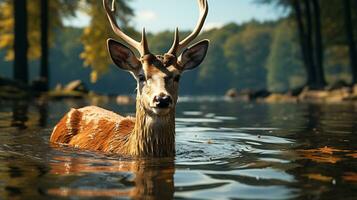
[64,80,88,93]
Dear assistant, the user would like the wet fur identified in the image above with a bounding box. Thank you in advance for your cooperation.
[50,102,175,157]
[50,34,208,158]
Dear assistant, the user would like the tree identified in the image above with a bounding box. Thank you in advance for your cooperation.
[40,0,78,90]
[40,0,49,90]
[292,0,314,86]
[311,0,326,87]
[320,0,357,84]
[224,22,272,90]
[0,0,78,86]
[13,0,29,84]
[80,0,133,83]
[266,20,305,92]
[303,0,318,88]
[149,31,175,54]
[343,0,357,84]
[0,1,13,62]
[258,0,327,88]
[196,25,237,93]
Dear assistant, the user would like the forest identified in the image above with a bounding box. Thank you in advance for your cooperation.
[0,0,357,95]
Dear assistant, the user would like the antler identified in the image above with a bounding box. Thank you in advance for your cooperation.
[167,0,208,55]
[103,0,150,56]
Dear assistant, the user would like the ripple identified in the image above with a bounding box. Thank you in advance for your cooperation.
[176,118,222,123]
[182,111,203,116]
[1,100,357,199]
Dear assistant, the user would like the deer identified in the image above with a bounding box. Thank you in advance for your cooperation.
[48,155,175,199]
[50,0,209,157]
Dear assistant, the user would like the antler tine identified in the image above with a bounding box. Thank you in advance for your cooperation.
[141,28,150,55]
[167,27,180,55]
[103,0,150,56]
[169,0,208,55]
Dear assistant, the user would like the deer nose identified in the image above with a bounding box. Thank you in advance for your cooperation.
[153,94,172,108]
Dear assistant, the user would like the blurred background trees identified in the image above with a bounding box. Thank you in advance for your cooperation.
[0,0,78,88]
[0,0,356,94]
[80,0,133,83]
[13,0,28,84]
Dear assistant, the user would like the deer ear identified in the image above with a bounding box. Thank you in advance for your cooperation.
[107,39,141,72]
[178,40,209,71]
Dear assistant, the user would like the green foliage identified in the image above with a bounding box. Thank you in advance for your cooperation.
[258,0,357,86]
[319,0,357,84]
[0,0,78,61]
[266,21,305,92]
[148,31,175,54]
[0,19,322,94]
[320,0,357,46]
[80,0,133,83]
[324,45,352,83]
[224,22,273,90]
[1,0,356,94]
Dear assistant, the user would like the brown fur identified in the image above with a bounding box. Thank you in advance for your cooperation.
[50,60,182,157]
[49,62,177,157]
[50,0,209,158]
[125,103,175,157]
[50,106,132,154]
[50,103,175,157]
[50,109,82,144]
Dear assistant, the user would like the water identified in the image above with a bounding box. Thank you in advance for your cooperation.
[0,98,356,199]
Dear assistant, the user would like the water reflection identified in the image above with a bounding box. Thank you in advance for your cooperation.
[36,101,48,128]
[275,103,357,199]
[0,154,50,198]
[3,100,49,129]
[47,153,175,199]
[0,99,356,199]
[11,101,28,129]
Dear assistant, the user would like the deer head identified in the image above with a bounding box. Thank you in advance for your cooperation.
[103,0,209,117]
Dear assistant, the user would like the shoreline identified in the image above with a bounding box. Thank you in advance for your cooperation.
[2,77,357,104]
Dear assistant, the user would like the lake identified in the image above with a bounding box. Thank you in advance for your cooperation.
[0,97,356,199]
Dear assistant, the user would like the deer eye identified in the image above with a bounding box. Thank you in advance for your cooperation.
[138,74,146,82]
[174,75,181,82]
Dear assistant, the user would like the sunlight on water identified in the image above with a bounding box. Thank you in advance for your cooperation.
[0,99,356,199]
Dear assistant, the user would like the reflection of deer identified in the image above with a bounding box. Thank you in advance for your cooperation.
[48,156,175,199]
[50,0,209,157]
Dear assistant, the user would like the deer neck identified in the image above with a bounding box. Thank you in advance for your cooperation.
[127,99,176,157]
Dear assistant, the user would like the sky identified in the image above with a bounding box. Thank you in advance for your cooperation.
[65,0,285,33]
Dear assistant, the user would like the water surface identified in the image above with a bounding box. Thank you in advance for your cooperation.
[0,98,356,199]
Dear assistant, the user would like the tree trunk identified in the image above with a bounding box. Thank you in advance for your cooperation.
[303,0,317,88]
[343,0,357,84]
[311,0,326,87]
[40,0,49,91]
[293,0,315,87]
[13,0,29,84]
